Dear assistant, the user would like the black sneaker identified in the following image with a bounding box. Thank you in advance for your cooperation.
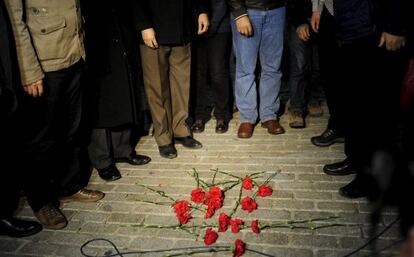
[323,159,356,176]
[339,176,368,199]
[311,129,345,147]
[97,164,122,181]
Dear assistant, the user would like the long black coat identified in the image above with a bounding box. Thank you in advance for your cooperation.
[82,0,145,128]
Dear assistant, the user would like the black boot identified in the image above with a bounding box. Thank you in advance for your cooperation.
[0,217,42,237]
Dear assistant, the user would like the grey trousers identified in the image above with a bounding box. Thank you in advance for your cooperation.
[88,128,134,169]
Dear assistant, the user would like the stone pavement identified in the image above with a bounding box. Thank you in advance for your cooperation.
[0,105,403,257]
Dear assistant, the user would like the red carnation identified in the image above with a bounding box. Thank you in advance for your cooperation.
[173,200,192,224]
[205,205,216,219]
[233,239,245,257]
[218,213,231,232]
[251,220,260,234]
[230,218,243,233]
[177,212,192,224]
[258,185,273,197]
[204,228,218,245]
[205,186,223,200]
[173,200,190,214]
[191,188,205,203]
[242,176,253,190]
[241,196,258,213]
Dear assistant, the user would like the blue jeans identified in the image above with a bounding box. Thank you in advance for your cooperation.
[231,7,285,123]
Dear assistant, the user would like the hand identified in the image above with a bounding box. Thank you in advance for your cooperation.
[296,24,311,41]
[198,13,209,34]
[23,79,43,97]
[141,28,158,49]
[379,32,406,51]
[310,11,320,33]
[236,16,253,37]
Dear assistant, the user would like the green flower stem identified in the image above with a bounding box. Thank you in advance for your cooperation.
[211,168,219,185]
[188,169,209,190]
[229,181,244,218]
[222,180,242,192]
[134,200,172,206]
[137,184,177,203]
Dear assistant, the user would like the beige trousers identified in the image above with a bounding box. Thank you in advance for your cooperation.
[140,44,192,146]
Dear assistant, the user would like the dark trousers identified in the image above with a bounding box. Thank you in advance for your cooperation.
[194,32,232,122]
[319,9,406,170]
[287,22,324,113]
[318,9,345,132]
[19,61,91,208]
[0,109,57,214]
[88,127,134,169]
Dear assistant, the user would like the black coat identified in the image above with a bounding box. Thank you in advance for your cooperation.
[133,0,207,45]
[82,0,145,128]
[0,0,19,116]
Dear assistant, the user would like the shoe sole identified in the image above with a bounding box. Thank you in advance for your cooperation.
[237,133,252,138]
[261,124,285,135]
[311,137,345,147]
[289,123,305,129]
[1,225,43,237]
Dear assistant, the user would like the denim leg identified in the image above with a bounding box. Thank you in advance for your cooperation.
[231,12,262,123]
[287,22,307,113]
[258,7,285,122]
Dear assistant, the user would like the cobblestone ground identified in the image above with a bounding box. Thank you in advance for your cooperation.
[0,105,403,257]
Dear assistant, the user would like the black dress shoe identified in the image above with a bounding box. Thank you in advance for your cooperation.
[311,129,345,147]
[339,176,368,198]
[191,119,205,133]
[323,159,356,176]
[215,120,228,134]
[174,136,202,149]
[0,217,42,237]
[158,144,177,159]
[116,154,151,165]
[97,164,122,181]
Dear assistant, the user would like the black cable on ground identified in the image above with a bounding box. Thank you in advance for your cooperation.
[341,217,400,257]
[80,238,276,257]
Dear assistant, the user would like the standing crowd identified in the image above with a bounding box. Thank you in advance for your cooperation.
[0,0,413,242]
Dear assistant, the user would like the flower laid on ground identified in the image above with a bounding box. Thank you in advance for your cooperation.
[230,218,243,233]
[172,200,192,224]
[241,196,258,213]
[132,169,346,256]
[218,213,231,232]
[251,220,260,234]
[258,185,273,197]
[204,228,219,245]
[242,176,253,190]
[191,188,205,203]
[233,239,245,257]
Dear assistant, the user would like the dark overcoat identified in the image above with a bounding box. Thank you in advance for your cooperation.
[82,0,145,128]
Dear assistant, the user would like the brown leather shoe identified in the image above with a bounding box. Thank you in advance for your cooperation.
[237,122,254,138]
[34,204,67,230]
[289,111,305,128]
[261,120,285,134]
[59,188,105,204]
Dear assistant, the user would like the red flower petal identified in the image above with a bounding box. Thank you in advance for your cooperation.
[204,228,218,245]
[251,220,260,234]
[233,239,246,257]
[191,188,206,204]
[258,185,273,197]
[241,196,258,213]
[242,176,254,190]
[230,218,243,233]
[218,213,231,232]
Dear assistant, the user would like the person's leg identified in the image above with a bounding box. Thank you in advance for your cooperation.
[208,32,232,124]
[306,39,324,117]
[169,44,193,138]
[88,128,113,170]
[193,39,211,126]
[140,45,174,146]
[112,127,151,165]
[231,10,262,124]
[49,62,93,198]
[287,22,307,115]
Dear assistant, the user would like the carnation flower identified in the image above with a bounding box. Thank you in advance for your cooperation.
[233,239,245,257]
[218,213,231,232]
[251,219,260,234]
[241,196,258,213]
[203,228,218,245]
[190,188,205,203]
[257,185,273,197]
[242,176,253,190]
[230,218,243,233]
